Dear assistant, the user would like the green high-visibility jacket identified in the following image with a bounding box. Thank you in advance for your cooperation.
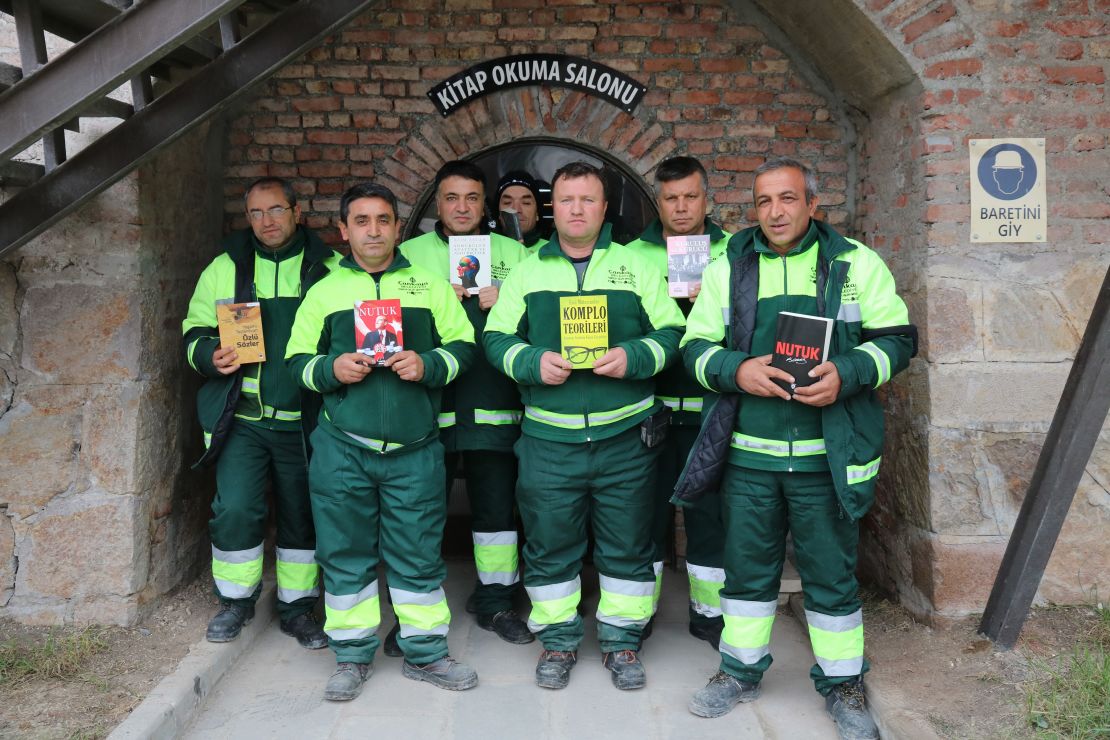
[680,220,915,519]
[484,223,686,444]
[624,217,730,426]
[285,251,476,455]
[400,224,529,452]
[181,226,341,467]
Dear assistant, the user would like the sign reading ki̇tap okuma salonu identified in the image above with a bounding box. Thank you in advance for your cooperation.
[970,138,1047,243]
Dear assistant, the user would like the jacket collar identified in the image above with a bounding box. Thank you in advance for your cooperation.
[339,249,412,276]
[433,220,491,244]
[224,225,330,265]
[727,219,854,263]
[636,217,727,247]
[538,222,614,259]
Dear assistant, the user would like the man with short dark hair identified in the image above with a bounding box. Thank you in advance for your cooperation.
[680,157,915,740]
[399,161,533,647]
[287,182,479,701]
[485,161,685,691]
[182,176,340,648]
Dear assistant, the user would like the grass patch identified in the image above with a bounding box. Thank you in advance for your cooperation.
[1025,606,1110,738]
[0,627,109,686]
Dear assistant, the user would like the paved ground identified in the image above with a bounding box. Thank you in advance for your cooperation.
[178,562,838,740]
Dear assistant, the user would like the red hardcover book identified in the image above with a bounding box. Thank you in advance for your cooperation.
[354,299,403,366]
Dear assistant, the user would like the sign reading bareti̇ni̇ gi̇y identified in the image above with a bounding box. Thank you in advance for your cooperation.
[969,138,1046,243]
[428,54,646,117]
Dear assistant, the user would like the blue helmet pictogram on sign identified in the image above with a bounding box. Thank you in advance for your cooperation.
[976,143,1037,201]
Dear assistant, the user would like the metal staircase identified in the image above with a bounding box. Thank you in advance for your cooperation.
[0,0,375,258]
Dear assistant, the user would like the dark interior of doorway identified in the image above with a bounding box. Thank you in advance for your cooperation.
[404,138,658,246]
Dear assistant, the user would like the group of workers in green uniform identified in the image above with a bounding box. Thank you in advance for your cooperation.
[183,153,914,740]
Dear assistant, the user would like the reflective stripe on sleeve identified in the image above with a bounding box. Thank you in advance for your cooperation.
[695,345,724,390]
[639,337,666,374]
[847,456,881,485]
[301,355,325,392]
[503,342,527,380]
[432,347,460,383]
[437,412,456,428]
[853,341,891,387]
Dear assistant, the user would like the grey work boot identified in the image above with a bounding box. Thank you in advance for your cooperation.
[535,649,577,689]
[825,680,879,740]
[205,603,254,643]
[402,655,478,691]
[323,662,372,702]
[602,649,647,690]
[689,671,762,718]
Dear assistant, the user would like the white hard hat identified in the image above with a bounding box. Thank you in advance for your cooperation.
[992,150,1022,169]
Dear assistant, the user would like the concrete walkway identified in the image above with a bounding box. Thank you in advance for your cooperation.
[174,562,839,740]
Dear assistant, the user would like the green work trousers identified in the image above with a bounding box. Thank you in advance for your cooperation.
[309,428,451,666]
[651,425,726,629]
[446,450,520,615]
[717,466,868,694]
[209,422,318,622]
[515,426,658,653]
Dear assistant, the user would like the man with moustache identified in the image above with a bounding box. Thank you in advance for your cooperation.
[680,158,915,740]
[183,176,339,649]
[485,161,685,691]
[625,156,730,649]
[286,183,478,700]
[400,161,533,647]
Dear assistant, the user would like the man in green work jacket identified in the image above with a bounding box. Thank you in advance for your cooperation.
[399,161,532,647]
[680,157,915,740]
[624,155,730,650]
[182,176,339,649]
[286,183,478,701]
[485,161,685,691]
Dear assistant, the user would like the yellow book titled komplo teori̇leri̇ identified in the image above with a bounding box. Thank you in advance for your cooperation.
[216,300,266,364]
[559,294,608,369]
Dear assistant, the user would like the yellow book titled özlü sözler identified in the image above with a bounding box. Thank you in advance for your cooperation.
[216,300,266,364]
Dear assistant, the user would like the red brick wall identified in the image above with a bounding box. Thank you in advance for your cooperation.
[222,0,850,245]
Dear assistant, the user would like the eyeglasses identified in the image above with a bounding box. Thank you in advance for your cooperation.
[248,206,293,221]
[563,345,606,364]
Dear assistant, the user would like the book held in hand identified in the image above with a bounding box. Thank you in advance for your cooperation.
[666,234,712,298]
[771,311,834,394]
[448,234,492,294]
[215,300,266,364]
[559,294,608,369]
[354,298,403,366]
[500,208,523,243]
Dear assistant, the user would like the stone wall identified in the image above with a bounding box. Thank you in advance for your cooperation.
[0,123,225,625]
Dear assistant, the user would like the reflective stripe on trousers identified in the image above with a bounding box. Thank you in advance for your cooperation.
[275,547,319,603]
[719,597,776,665]
[596,575,654,629]
[324,580,380,641]
[687,562,725,618]
[212,542,263,600]
[526,577,581,632]
[807,608,864,676]
[473,530,520,586]
[390,586,450,638]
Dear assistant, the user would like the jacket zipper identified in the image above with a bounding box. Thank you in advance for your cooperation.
[781,254,794,472]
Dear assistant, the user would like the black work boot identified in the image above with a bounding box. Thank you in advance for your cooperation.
[477,610,534,644]
[535,649,577,689]
[401,655,479,691]
[280,612,328,650]
[382,623,402,657]
[602,649,647,690]
[824,679,879,740]
[323,662,372,702]
[205,603,254,643]
[688,617,724,649]
[689,671,761,718]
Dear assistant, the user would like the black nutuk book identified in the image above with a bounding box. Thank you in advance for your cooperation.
[770,311,834,393]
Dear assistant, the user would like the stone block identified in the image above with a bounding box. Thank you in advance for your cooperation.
[983,282,1079,362]
[20,282,141,385]
[20,493,146,600]
[914,535,1006,617]
[925,277,981,363]
[0,388,85,517]
[929,363,1069,430]
[83,384,140,494]
[0,260,18,359]
[0,512,14,605]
